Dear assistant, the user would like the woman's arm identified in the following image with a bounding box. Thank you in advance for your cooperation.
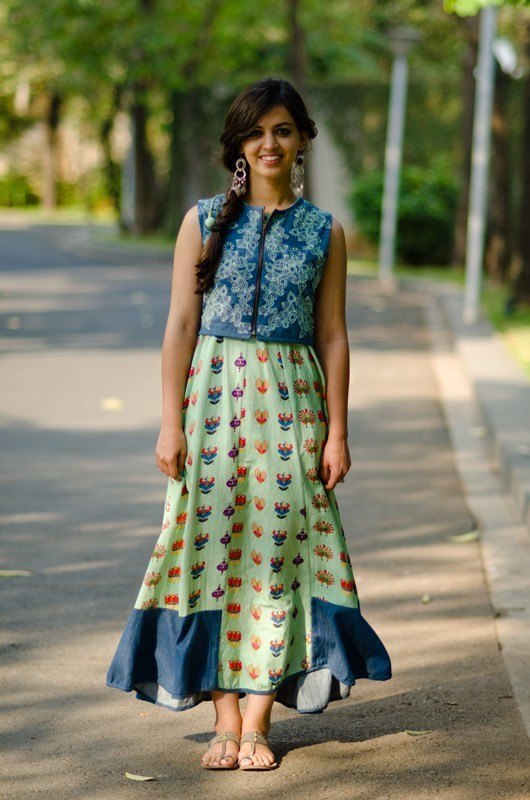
[155,205,204,478]
[312,217,351,489]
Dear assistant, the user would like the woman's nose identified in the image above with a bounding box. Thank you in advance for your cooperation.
[263,132,278,148]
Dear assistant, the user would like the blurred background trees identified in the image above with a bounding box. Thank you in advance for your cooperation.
[1,0,530,304]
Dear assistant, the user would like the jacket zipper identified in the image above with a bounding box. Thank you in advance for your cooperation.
[250,208,274,336]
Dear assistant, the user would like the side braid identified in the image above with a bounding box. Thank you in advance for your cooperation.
[195,190,244,295]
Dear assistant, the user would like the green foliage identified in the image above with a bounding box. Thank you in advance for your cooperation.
[482,282,530,378]
[0,0,507,227]
[444,0,530,15]
[351,166,459,265]
[0,172,39,207]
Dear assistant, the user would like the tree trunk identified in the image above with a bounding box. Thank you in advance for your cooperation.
[452,17,478,266]
[163,89,185,237]
[513,26,530,305]
[120,0,159,234]
[286,0,312,201]
[484,67,512,284]
[180,90,206,212]
[42,92,61,210]
[163,89,207,237]
[161,0,224,236]
[99,85,124,228]
[130,82,158,234]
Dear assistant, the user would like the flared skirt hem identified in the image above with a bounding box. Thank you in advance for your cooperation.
[108,664,390,715]
[105,597,392,714]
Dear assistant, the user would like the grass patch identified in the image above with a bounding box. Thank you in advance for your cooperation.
[346,258,466,284]
[482,283,530,381]
[0,205,116,224]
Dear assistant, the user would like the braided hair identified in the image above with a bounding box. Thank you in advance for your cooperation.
[195,77,318,295]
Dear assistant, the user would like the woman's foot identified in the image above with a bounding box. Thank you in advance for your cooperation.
[202,692,242,768]
[201,730,240,769]
[238,728,277,769]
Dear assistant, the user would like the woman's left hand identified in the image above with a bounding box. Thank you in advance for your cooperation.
[319,434,351,491]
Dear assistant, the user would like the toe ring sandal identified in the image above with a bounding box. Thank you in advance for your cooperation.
[202,730,240,770]
[238,731,279,770]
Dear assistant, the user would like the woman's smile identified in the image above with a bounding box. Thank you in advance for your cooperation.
[259,154,283,165]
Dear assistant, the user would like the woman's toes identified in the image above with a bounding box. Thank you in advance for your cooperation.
[238,741,275,767]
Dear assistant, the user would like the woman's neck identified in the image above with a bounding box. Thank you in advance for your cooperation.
[244,178,297,211]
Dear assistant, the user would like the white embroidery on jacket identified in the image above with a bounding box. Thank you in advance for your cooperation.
[197,196,332,341]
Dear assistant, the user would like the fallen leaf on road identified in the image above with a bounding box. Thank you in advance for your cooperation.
[99,396,124,411]
[405,730,432,736]
[445,529,480,543]
[421,593,431,604]
[427,696,459,705]
[0,569,32,577]
[125,772,156,781]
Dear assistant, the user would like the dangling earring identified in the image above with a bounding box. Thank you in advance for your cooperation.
[230,156,247,196]
[290,150,305,197]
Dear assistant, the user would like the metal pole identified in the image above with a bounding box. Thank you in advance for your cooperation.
[463,5,498,324]
[378,34,417,285]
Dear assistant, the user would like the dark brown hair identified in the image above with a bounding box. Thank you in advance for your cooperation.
[195,77,318,294]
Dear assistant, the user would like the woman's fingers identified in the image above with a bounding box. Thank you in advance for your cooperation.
[321,460,348,490]
[175,451,187,479]
[320,459,330,485]
[156,450,184,479]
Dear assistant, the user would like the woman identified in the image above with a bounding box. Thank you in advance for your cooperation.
[106,76,392,771]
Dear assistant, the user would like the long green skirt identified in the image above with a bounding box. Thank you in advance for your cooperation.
[106,334,392,713]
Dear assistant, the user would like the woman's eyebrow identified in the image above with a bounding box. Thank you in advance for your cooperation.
[253,121,293,128]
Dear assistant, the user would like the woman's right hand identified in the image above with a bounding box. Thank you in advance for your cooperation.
[155,426,187,480]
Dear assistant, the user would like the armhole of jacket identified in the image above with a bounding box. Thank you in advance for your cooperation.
[321,212,334,267]
[197,198,207,244]
[197,193,225,246]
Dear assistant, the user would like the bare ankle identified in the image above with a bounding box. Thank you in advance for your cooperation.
[241,718,271,736]
[214,715,242,734]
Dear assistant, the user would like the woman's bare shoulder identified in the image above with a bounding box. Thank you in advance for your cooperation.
[176,204,201,241]
[326,216,346,260]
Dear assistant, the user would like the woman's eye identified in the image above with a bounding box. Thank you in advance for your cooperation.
[247,127,292,137]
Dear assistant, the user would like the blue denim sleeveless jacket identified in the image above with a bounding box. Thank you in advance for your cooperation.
[196,193,333,345]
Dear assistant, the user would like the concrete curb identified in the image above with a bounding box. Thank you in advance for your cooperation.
[408,277,530,738]
[405,278,530,543]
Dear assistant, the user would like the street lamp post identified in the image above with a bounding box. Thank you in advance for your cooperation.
[378,26,420,287]
[463,5,498,324]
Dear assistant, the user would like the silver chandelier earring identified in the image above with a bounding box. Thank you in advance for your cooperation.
[290,150,305,197]
[230,156,247,196]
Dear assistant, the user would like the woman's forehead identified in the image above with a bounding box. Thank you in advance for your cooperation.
[255,105,295,126]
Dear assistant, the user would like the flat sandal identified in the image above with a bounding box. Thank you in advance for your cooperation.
[202,730,240,769]
[238,730,279,770]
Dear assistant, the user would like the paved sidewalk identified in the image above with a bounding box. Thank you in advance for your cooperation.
[1,244,529,798]
[423,285,530,739]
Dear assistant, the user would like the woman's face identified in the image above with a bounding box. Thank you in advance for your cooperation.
[239,105,306,185]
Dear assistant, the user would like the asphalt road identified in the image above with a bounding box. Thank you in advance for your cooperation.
[1,218,529,800]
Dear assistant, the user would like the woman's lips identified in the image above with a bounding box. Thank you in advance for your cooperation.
[259,155,282,164]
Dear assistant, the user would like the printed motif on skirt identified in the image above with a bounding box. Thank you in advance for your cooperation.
[106,334,392,712]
